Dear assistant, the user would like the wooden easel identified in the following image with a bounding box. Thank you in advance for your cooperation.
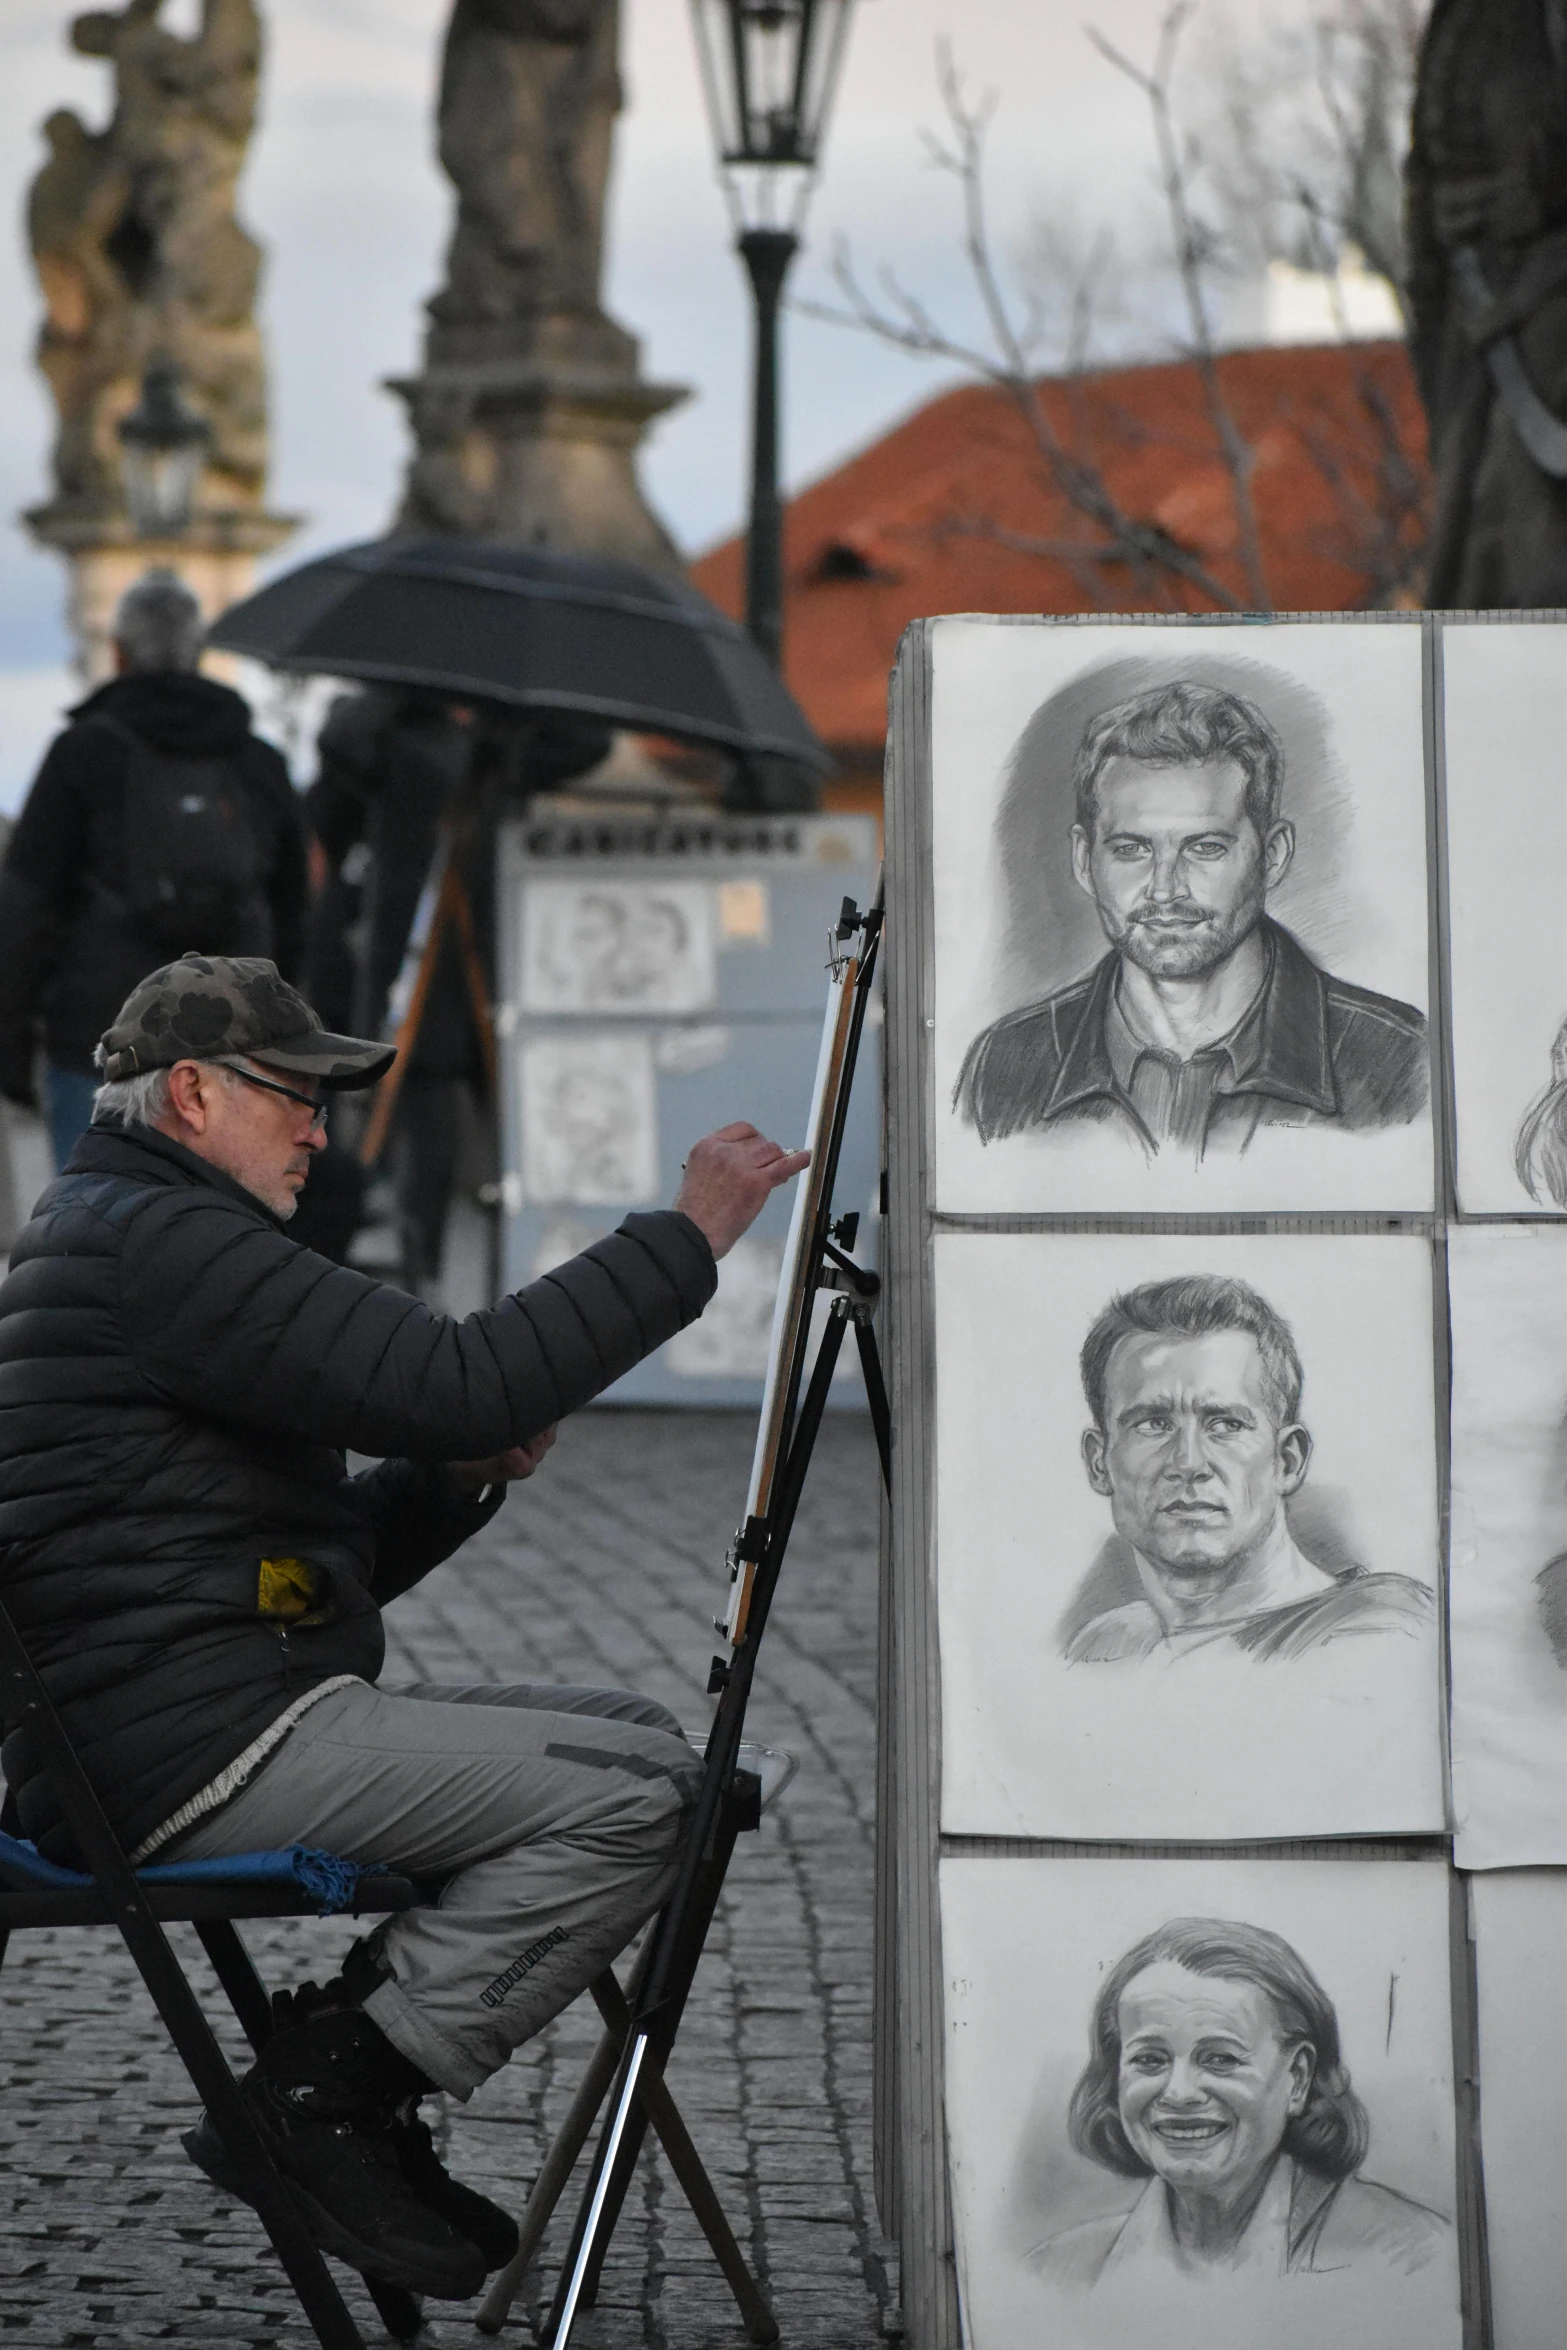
[357,806,498,1171]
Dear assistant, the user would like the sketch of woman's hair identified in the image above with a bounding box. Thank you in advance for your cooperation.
[1068,1917,1367,2183]
[1032,1913,1450,2290]
[1514,1014,1567,1207]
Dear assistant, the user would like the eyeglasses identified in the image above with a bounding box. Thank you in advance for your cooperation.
[219,1060,328,1130]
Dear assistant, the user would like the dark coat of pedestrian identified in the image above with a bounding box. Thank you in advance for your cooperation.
[0,570,307,1166]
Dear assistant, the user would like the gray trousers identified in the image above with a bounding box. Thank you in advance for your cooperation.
[162,1680,703,2098]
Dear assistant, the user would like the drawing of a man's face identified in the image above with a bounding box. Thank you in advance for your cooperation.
[1082,1327,1311,1589]
[1115,1960,1313,2202]
[1069,755,1295,982]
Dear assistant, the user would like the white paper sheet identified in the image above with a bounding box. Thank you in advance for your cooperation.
[941,1854,1461,2350]
[1469,1871,1567,2350]
[520,878,718,1014]
[928,619,1434,1214]
[1448,1225,1567,1867]
[1443,626,1567,1216]
[517,1031,658,1204]
[934,1230,1445,1839]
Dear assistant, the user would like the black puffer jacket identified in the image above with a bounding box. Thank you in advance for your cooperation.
[0,1120,716,1862]
[0,670,307,1087]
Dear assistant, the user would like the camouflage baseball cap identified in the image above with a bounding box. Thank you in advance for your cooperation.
[96,953,395,1089]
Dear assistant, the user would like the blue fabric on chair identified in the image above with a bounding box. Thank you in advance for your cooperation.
[0,1830,379,1916]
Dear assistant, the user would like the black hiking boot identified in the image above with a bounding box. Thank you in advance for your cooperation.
[390,2108,519,2270]
[182,2004,487,2299]
[266,1973,519,2267]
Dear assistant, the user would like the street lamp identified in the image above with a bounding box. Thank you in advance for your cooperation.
[690,0,857,666]
[117,356,211,539]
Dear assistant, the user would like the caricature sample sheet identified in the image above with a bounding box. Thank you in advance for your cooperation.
[1443,625,1567,1217]
[1448,1225,1567,1868]
[1470,1872,1567,2350]
[934,1230,1445,1839]
[929,619,1435,1217]
[940,1855,1461,2350]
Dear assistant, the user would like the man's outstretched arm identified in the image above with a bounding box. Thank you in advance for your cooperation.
[122,1122,809,1465]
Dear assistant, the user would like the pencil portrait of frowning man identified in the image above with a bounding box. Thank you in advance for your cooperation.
[1064,1274,1435,1663]
[954,681,1430,1160]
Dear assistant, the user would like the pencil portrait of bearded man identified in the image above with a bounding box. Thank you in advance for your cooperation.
[954,681,1430,1160]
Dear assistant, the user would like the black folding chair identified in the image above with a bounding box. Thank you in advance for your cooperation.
[0,1594,427,2349]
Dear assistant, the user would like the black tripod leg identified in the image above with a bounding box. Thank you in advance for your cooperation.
[474,2007,626,2333]
[588,1974,777,2345]
[546,1798,752,2340]
[853,1316,892,1496]
[571,1826,741,2311]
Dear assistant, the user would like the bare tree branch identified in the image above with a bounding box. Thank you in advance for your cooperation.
[798,41,1247,612]
[1092,1,1273,610]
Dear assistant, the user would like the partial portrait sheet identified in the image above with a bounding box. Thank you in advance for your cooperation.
[928,618,1435,1215]
[934,1230,1445,1839]
[940,1854,1461,2350]
[1469,1871,1567,2350]
[1443,625,1567,1216]
[1448,1224,1567,1867]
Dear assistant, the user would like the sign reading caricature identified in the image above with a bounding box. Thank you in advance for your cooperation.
[926,620,1435,1213]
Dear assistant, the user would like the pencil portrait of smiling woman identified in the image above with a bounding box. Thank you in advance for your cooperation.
[1032,1918,1449,2288]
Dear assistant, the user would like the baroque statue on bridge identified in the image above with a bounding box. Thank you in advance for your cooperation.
[430,0,621,341]
[26,0,270,523]
[393,0,685,561]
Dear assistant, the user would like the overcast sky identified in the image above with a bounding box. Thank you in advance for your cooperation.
[0,0,1287,805]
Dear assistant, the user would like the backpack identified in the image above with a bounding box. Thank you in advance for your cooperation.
[89,716,266,955]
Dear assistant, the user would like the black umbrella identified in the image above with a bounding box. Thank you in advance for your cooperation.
[206,534,830,772]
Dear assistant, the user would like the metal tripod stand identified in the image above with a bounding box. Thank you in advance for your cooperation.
[477,894,889,2347]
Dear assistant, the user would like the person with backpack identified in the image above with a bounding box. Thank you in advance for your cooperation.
[0,568,307,1169]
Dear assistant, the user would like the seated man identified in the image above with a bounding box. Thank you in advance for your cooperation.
[0,951,807,2301]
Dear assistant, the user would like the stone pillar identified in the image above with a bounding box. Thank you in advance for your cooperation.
[390,0,686,565]
[22,1,296,678]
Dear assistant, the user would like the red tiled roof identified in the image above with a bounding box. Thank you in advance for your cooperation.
[690,340,1428,768]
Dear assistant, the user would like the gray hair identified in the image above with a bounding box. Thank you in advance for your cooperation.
[92,1060,241,1129]
[113,567,204,674]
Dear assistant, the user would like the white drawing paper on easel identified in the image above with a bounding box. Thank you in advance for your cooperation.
[934,1229,1445,1840]
[518,1031,658,1204]
[1469,1870,1567,2350]
[520,878,718,1014]
[940,1853,1461,2350]
[1448,1224,1567,1868]
[926,619,1434,1215]
[1442,625,1567,1215]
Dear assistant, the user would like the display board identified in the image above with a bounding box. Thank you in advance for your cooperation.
[495,810,881,1404]
[881,612,1567,2350]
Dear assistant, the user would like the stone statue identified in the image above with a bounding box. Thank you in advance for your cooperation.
[27,0,269,520]
[1406,0,1567,605]
[392,0,686,564]
[430,0,620,341]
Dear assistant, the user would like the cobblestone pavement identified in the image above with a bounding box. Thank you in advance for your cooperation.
[0,1409,895,2350]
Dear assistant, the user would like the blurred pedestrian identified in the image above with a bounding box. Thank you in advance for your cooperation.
[0,569,307,1168]
[307,688,608,1292]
